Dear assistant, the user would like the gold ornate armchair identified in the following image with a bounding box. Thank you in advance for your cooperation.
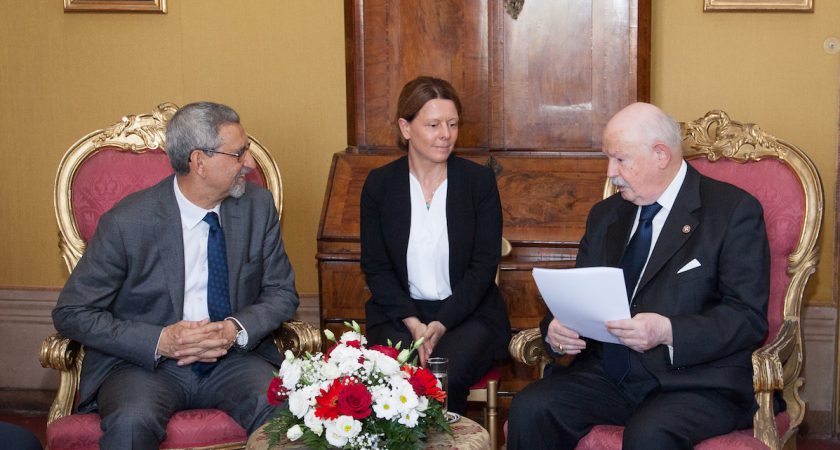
[39,103,321,450]
[510,110,823,450]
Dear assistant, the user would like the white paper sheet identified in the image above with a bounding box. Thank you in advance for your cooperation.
[532,267,631,344]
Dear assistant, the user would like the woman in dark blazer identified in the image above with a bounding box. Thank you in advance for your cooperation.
[360,76,511,414]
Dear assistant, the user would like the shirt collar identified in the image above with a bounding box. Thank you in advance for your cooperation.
[173,177,221,230]
[653,159,687,212]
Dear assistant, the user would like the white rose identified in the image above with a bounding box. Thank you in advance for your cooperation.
[279,360,302,389]
[288,390,311,418]
[286,425,303,441]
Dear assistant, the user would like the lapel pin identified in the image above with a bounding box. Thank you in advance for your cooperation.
[682,225,691,234]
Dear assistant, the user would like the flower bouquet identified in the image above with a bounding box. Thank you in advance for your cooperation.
[264,321,451,449]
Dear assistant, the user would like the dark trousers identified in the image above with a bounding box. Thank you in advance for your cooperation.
[366,299,495,414]
[507,355,754,450]
[0,422,42,450]
[96,352,276,450]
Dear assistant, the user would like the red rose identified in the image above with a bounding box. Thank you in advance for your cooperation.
[370,344,399,359]
[337,382,373,420]
[266,377,289,406]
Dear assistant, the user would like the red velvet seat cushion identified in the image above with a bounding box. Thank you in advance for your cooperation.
[574,412,789,450]
[47,409,247,450]
[469,365,502,390]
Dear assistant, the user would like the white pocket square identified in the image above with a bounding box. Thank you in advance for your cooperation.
[677,259,701,274]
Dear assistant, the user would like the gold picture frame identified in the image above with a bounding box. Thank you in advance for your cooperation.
[64,0,166,13]
[704,0,813,11]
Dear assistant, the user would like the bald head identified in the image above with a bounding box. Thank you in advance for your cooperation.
[603,102,683,205]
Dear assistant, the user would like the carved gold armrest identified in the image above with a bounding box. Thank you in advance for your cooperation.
[39,333,83,424]
[751,319,803,450]
[510,328,552,377]
[273,320,322,357]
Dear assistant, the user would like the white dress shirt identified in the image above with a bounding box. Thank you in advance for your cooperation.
[406,173,452,301]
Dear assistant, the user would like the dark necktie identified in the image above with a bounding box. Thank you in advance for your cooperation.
[602,202,662,384]
[192,211,232,377]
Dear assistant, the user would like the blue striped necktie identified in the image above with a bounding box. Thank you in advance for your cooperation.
[192,211,232,377]
[602,202,662,384]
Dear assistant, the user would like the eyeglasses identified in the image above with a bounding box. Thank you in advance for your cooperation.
[203,142,250,161]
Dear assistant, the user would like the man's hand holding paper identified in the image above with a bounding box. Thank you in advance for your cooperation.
[605,313,673,353]
[532,267,631,344]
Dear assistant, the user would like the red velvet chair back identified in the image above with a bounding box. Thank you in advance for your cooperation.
[71,147,267,242]
[688,157,802,345]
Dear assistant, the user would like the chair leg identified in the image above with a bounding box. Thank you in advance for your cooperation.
[487,379,498,449]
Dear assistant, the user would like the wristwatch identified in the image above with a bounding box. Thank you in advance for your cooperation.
[227,319,247,349]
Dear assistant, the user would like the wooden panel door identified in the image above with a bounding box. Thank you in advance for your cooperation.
[491,0,649,150]
[345,0,649,152]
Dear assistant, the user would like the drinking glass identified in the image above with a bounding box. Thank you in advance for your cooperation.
[426,357,449,413]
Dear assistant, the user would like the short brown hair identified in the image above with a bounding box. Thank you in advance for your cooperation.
[395,76,462,151]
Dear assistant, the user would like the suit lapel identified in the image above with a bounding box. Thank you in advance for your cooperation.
[637,166,702,293]
[392,157,412,285]
[155,176,186,316]
[221,196,246,311]
[446,157,466,280]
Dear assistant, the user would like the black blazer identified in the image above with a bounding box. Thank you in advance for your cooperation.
[361,155,511,359]
[542,164,769,402]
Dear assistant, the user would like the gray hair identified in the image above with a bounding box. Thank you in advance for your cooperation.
[643,110,682,156]
[166,102,240,175]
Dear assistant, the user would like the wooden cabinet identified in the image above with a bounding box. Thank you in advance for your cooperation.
[320,0,650,353]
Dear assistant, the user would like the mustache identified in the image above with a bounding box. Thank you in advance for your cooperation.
[609,176,628,188]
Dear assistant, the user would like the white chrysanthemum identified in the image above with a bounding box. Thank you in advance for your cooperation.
[288,389,311,418]
[304,413,324,437]
[372,393,400,420]
[393,383,419,412]
[286,424,303,441]
[279,358,302,389]
[325,416,361,447]
[368,383,391,399]
[363,349,400,376]
[397,408,420,428]
[339,330,367,345]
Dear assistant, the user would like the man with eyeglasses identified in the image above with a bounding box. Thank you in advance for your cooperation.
[53,102,299,449]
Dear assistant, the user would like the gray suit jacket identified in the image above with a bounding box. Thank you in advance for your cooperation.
[53,175,299,409]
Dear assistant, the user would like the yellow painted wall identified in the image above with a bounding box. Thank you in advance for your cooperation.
[1,1,837,307]
[651,2,839,305]
[0,0,347,293]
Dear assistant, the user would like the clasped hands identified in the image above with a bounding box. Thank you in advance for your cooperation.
[547,312,673,355]
[403,317,446,367]
[156,319,239,366]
